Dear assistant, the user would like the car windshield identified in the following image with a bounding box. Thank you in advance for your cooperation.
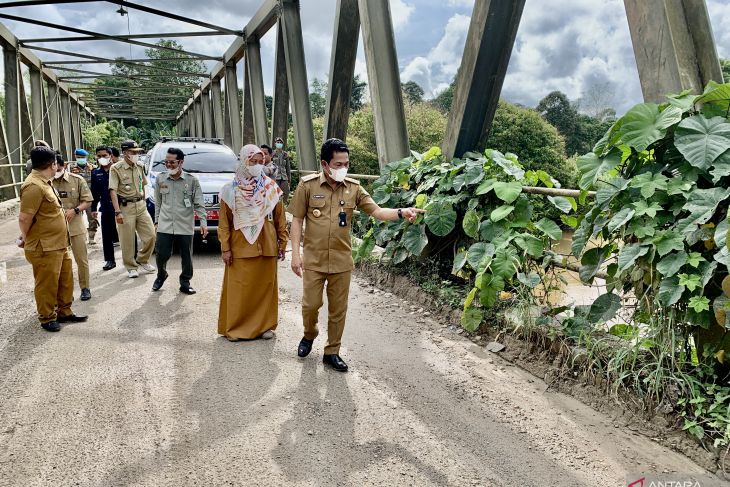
[153,147,238,173]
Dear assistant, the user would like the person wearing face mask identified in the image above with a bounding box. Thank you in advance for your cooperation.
[271,137,292,201]
[109,139,157,279]
[288,138,425,372]
[52,155,94,301]
[18,146,88,332]
[152,148,207,294]
[91,146,119,270]
[72,148,99,246]
[217,144,288,342]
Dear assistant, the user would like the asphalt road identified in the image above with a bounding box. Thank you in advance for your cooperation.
[0,214,719,487]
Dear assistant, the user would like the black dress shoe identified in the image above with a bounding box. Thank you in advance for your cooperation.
[102,261,116,271]
[152,274,167,292]
[57,314,88,323]
[41,321,61,332]
[179,285,196,295]
[323,354,348,372]
[80,288,91,301]
[297,338,313,357]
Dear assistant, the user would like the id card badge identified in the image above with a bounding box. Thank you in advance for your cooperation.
[184,198,192,208]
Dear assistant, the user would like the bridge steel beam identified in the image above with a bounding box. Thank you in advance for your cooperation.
[281,0,317,171]
[202,88,213,138]
[18,73,34,163]
[271,20,289,145]
[359,0,409,168]
[211,78,224,139]
[443,0,525,160]
[246,40,270,145]
[224,62,243,151]
[47,81,61,149]
[0,39,21,198]
[242,59,256,145]
[624,0,723,103]
[71,98,82,150]
[59,91,72,161]
[29,65,44,141]
[324,0,360,142]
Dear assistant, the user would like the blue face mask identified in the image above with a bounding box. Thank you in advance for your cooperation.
[76,159,87,166]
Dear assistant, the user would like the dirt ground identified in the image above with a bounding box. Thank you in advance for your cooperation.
[0,213,726,487]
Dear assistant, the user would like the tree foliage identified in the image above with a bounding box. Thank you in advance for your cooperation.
[402,81,425,104]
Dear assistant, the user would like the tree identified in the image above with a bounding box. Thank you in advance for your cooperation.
[402,81,424,104]
[432,81,455,113]
[309,78,327,119]
[579,81,615,119]
[350,74,367,112]
[721,58,730,83]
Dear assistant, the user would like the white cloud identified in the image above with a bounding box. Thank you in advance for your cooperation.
[390,0,415,30]
[447,0,475,7]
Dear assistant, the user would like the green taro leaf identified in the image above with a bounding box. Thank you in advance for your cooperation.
[511,197,533,228]
[608,323,639,340]
[656,251,688,277]
[517,271,541,289]
[535,218,563,241]
[652,231,685,256]
[618,103,683,151]
[561,215,578,228]
[580,246,607,283]
[514,233,544,257]
[588,292,622,324]
[461,307,483,332]
[452,250,468,274]
[710,150,730,183]
[688,296,710,313]
[607,207,635,234]
[424,201,457,236]
[576,149,622,190]
[694,82,730,105]
[595,177,629,206]
[415,194,428,209]
[714,219,729,248]
[401,224,428,256]
[392,247,409,264]
[617,244,650,273]
[674,116,730,170]
[479,273,505,308]
[467,242,495,271]
[491,247,519,280]
[682,187,730,227]
[547,195,573,214]
[490,205,514,222]
[666,89,696,112]
[493,181,522,203]
[462,209,480,238]
[630,172,669,198]
[463,287,478,309]
[475,178,497,195]
[658,276,684,306]
[487,150,525,180]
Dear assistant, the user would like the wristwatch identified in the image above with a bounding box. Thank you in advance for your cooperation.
[397,208,403,219]
[115,211,121,216]
[74,207,80,215]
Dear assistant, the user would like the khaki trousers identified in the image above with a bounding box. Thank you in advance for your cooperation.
[302,270,352,355]
[69,233,89,289]
[116,200,156,271]
[24,247,74,324]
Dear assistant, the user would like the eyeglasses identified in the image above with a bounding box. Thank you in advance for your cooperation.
[164,160,180,166]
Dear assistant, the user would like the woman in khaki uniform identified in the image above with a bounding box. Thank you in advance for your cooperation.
[18,146,87,332]
[217,144,288,341]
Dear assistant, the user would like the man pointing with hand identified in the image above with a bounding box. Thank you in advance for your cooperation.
[288,138,425,372]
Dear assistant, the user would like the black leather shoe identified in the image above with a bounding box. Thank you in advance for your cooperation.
[152,274,167,292]
[179,285,196,295]
[80,288,91,301]
[102,261,116,271]
[297,338,313,358]
[57,314,88,323]
[41,321,61,332]
[323,354,348,372]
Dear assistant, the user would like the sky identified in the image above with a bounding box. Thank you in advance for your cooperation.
[1,0,729,116]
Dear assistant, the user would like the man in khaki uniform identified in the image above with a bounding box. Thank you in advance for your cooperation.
[109,139,156,278]
[288,138,423,372]
[70,148,98,245]
[18,146,88,332]
[53,156,94,301]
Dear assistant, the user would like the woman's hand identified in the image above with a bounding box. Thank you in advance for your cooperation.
[222,250,233,266]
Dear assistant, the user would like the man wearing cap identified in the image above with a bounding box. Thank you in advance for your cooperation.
[71,148,98,245]
[272,137,292,201]
[288,138,424,372]
[18,146,88,332]
[91,146,118,271]
[109,139,156,279]
[53,154,94,301]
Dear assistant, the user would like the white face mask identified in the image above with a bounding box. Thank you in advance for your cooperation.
[247,164,263,178]
[328,165,348,182]
[98,157,110,166]
[54,170,64,179]
[168,166,182,176]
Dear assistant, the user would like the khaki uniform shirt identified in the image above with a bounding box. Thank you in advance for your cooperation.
[288,173,379,274]
[71,162,94,184]
[52,171,93,237]
[154,171,207,235]
[109,160,147,200]
[20,170,70,252]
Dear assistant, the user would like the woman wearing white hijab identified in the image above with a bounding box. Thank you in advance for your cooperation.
[217,144,288,341]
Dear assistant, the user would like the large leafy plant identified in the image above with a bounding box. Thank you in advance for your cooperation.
[365,147,574,331]
[572,82,730,360]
